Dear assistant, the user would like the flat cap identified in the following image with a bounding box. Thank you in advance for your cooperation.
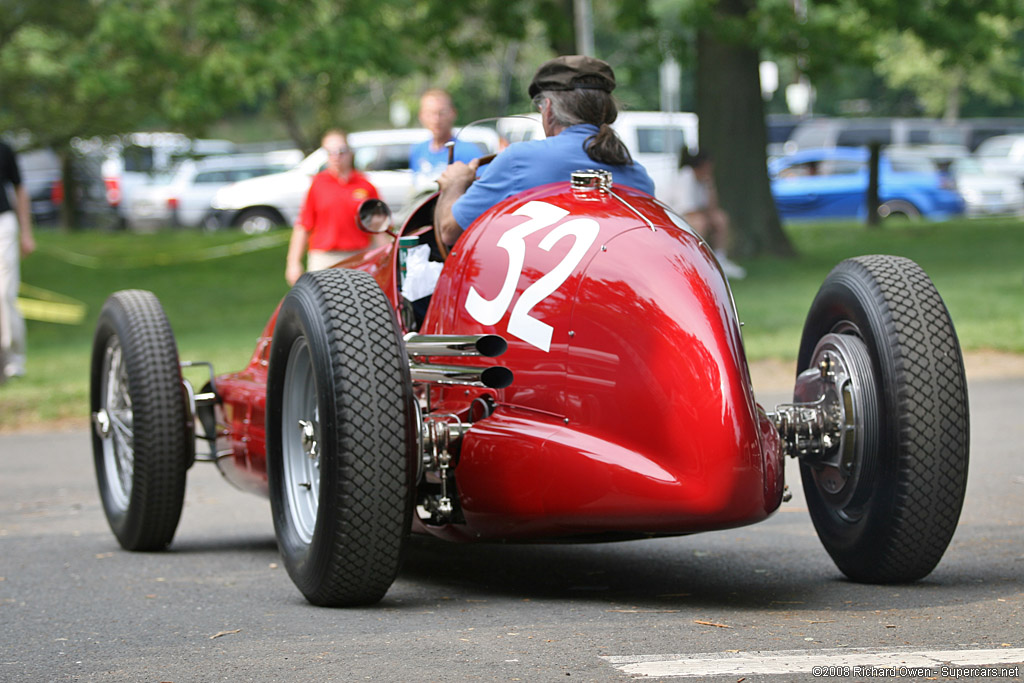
[528,55,616,98]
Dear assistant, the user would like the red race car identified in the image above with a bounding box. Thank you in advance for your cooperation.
[90,167,969,607]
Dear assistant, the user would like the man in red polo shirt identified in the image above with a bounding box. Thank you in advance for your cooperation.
[285,129,380,285]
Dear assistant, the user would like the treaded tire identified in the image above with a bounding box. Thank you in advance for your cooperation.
[797,255,969,583]
[90,290,189,551]
[266,269,415,607]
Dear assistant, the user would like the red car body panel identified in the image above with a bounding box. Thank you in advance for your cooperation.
[212,180,786,542]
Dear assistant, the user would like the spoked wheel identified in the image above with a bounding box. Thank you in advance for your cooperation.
[266,269,415,607]
[796,255,969,583]
[90,290,190,551]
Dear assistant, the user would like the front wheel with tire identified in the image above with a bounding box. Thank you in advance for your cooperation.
[266,269,415,606]
[797,255,969,583]
[90,290,190,551]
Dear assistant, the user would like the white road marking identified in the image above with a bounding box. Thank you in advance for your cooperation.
[602,647,1024,678]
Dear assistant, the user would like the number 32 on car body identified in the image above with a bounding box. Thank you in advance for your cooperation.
[465,200,600,353]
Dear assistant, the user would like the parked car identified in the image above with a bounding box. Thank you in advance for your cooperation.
[208,127,500,234]
[124,150,302,231]
[90,152,969,607]
[951,155,1024,216]
[100,133,237,223]
[889,145,1024,218]
[770,147,965,221]
[974,134,1024,184]
[17,148,118,228]
[785,116,1024,154]
[765,114,802,157]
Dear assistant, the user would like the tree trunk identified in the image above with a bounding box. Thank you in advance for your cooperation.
[695,0,793,258]
[276,84,316,155]
[544,0,577,56]
[943,69,963,123]
[58,145,78,230]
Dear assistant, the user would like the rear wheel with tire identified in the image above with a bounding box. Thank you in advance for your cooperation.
[797,255,969,582]
[266,269,415,606]
[90,290,190,551]
[236,207,283,235]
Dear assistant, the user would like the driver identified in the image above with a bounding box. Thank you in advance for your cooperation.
[434,55,655,248]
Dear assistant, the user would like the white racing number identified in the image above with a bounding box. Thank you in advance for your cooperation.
[465,200,600,352]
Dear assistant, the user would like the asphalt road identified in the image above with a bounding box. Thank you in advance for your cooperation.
[1,378,1022,682]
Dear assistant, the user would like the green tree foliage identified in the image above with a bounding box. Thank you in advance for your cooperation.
[0,1,143,227]
[1,0,541,156]
[651,0,1024,255]
[81,0,422,152]
[873,14,1023,120]
[161,0,545,151]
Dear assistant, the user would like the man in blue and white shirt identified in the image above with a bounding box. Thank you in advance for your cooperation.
[409,89,480,183]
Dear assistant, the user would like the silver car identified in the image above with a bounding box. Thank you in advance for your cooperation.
[126,150,301,231]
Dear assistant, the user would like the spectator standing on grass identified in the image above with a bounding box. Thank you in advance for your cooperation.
[285,130,382,286]
[0,139,35,383]
[665,148,745,280]
[409,89,480,183]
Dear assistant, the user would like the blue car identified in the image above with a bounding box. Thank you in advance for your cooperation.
[770,147,965,221]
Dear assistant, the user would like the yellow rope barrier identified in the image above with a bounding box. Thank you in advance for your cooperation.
[19,232,291,324]
[16,283,87,325]
[35,231,290,269]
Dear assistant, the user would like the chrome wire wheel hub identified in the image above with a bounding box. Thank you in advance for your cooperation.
[795,331,879,517]
[95,339,134,512]
[282,337,321,545]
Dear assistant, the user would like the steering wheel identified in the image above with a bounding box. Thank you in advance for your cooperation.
[433,153,497,261]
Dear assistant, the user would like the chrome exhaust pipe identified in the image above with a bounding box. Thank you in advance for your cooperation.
[409,362,514,389]
[404,333,507,358]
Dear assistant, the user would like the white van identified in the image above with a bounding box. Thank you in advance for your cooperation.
[611,111,698,200]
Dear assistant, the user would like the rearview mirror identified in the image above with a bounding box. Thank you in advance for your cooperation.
[357,198,392,234]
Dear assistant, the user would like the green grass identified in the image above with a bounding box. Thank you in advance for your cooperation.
[4,217,1022,430]
[731,217,1024,359]
[7,229,293,429]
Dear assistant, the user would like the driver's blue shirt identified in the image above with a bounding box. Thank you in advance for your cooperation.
[451,124,655,230]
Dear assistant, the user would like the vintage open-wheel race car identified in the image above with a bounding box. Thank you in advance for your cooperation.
[90,164,969,607]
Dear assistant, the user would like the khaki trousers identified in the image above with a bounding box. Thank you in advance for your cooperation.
[307,248,362,272]
[0,211,26,378]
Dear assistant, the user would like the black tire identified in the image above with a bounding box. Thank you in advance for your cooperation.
[235,207,283,235]
[877,199,921,220]
[266,269,415,606]
[797,255,969,583]
[90,290,189,551]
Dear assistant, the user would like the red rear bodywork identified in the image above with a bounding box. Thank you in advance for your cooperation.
[212,180,785,542]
